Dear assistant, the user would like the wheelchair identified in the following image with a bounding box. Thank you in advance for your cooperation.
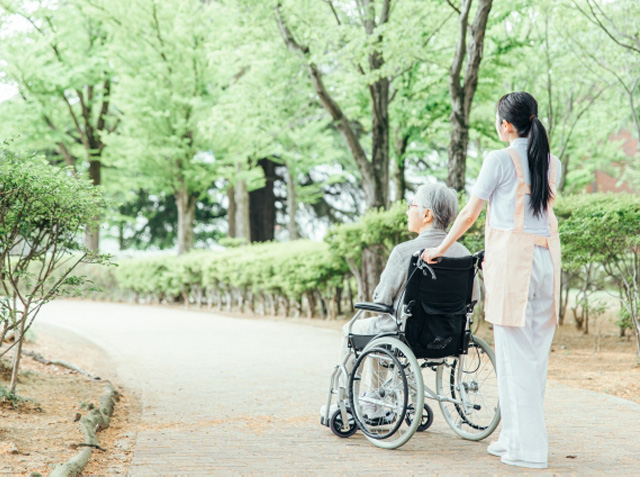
[321,250,500,450]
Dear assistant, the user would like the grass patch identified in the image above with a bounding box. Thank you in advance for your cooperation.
[0,384,28,407]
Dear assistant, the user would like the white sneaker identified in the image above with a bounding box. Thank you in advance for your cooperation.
[487,442,507,457]
[501,457,548,469]
[360,392,395,424]
[359,391,380,417]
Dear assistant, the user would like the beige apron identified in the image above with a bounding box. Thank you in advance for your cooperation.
[483,149,561,327]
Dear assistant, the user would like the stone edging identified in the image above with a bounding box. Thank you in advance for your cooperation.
[49,381,120,477]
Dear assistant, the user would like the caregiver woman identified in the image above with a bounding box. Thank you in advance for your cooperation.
[422,91,561,469]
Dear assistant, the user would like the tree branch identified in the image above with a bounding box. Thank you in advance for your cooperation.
[450,0,472,96]
[62,94,91,152]
[446,0,461,15]
[380,0,391,24]
[75,87,94,146]
[96,79,111,133]
[462,0,493,116]
[150,0,174,78]
[361,0,376,35]
[572,0,640,55]
[274,2,373,184]
[323,0,341,25]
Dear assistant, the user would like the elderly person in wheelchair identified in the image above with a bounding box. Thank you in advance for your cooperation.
[321,183,499,450]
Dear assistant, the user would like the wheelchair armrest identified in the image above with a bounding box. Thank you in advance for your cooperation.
[354,302,394,314]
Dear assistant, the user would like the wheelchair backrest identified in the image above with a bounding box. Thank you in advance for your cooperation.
[402,253,478,359]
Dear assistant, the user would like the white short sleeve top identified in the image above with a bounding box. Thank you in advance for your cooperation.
[471,137,562,236]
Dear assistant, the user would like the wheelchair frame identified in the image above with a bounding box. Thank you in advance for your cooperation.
[321,252,501,450]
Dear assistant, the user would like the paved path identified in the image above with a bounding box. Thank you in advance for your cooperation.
[37,300,640,476]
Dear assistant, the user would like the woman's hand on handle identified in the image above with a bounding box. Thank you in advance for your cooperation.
[421,246,445,264]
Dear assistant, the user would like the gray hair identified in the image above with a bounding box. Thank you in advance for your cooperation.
[414,183,459,231]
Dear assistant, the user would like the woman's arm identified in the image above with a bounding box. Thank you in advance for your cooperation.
[421,195,487,263]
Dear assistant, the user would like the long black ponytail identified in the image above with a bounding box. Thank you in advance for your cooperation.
[497,92,552,217]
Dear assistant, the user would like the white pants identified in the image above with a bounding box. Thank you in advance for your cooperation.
[493,246,556,466]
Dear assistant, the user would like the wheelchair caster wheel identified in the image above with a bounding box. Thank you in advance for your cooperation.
[330,408,358,438]
[406,403,434,432]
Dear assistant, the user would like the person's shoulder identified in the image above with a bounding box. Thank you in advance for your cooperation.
[393,237,422,259]
[446,240,472,258]
[482,148,512,168]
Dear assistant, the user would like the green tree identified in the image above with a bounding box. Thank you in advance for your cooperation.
[558,194,640,360]
[101,0,222,254]
[208,1,358,242]
[562,0,640,187]
[0,0,118,251]
[274,0,454,300]
[0,152,108,393]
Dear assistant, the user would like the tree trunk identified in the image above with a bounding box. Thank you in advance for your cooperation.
[558,154,569,193]
[559,270,570,325]
[346,277,354,312]
[361,247,386,302]
[9,314,26,393]
[369,78,391,210]
[249,158,277,242]
[83,160,101,251]
[447,0,493,192]
[279,295,290,317]
[275,1,391,304]
[393,130,408,202]
[234,175,251,243]
[225,290,232,312]
[227,185,236,237]
[176,189,196,255]
[248,291,255,313]
[293,297,302,318]
[275,1,390,209]
[118,222,125,251]
[268,293,277,316]
[316,289,328,319]
[447,115,469,191]
[84,228,99,253]
[305,292,316,319]
[285,163,299,240]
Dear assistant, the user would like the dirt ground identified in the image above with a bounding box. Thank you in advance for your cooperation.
[0,325,139,477]
[0,305,638,477]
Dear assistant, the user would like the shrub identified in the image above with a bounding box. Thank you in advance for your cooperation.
[0,152,108,392]
[558,193,640,355]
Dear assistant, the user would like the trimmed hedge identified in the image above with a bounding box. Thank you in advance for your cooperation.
[83,194,640,341]
[112,240,350,318]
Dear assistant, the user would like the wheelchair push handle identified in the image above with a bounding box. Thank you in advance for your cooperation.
[412,250,438,280]
[473,250,485,270]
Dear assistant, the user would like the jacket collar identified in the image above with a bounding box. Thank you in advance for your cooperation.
[417,228,446,239]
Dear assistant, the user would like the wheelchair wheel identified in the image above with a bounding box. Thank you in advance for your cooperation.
[406,403,434,432]
[350,336,424,450]
[435,335,500,441]
[330,408,358,438]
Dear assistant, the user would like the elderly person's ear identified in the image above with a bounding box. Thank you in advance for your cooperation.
[423,208,433,222]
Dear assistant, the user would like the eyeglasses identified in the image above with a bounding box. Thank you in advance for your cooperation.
[408,204,420,210]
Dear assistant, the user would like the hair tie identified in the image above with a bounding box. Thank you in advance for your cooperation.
[530,114,537,121]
